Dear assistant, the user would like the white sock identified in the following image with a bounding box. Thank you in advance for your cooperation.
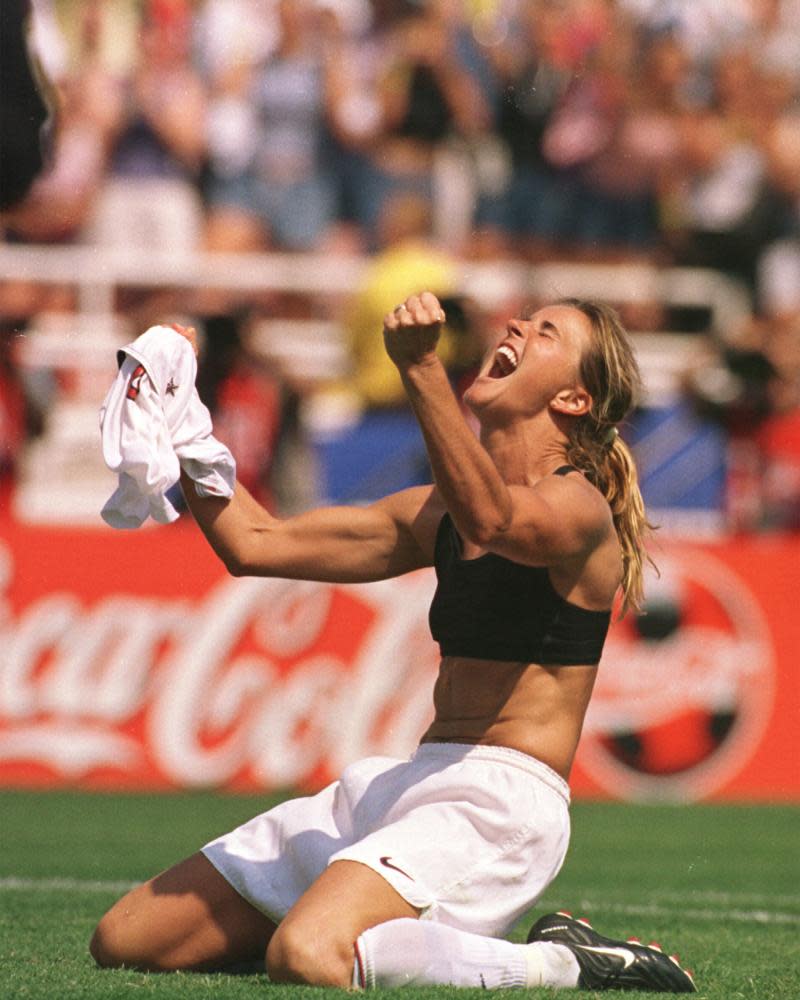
[353,918,580,990]
[525,939,581,988]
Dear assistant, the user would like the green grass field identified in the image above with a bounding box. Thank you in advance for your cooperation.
[1,789,798,999]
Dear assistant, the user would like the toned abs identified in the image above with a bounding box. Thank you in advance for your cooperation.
[422,656,598,781]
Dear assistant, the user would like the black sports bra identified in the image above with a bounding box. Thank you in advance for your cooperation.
[428,467,611,665]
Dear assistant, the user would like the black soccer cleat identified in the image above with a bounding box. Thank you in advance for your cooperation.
[527,911,697,993]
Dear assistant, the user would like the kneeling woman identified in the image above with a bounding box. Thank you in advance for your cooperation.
[90,293,696,993]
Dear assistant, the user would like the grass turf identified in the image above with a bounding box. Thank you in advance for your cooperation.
[1,789,798,999]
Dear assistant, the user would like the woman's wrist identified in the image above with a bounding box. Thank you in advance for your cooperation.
[397,352,447,386]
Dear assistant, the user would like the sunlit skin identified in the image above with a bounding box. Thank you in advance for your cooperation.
[382,297,619,777]
[89,295,622,986]
[169,303,619,778]
[465,304,595,430]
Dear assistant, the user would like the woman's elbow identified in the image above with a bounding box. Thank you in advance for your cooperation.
[217,542,253,577]
[462,512,513,548]
[221,539,277,578]
[224,555,249,577]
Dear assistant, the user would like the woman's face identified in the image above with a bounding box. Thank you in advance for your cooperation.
[463,304,593,423]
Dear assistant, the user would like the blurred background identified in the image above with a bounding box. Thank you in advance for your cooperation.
[1,0,799,804]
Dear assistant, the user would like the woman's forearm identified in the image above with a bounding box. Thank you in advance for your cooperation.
[179,470,270,574]
[180,470,432,582]
[400,358,512,544]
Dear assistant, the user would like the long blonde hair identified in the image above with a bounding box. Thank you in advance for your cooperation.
[560,299,653,614]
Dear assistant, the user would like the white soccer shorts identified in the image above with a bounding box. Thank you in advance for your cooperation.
[202,742,570,938]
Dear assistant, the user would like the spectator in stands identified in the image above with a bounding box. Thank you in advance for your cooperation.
[203,0,337,253]
[0,332,27,498]
[684,312,800,531]
[477,0,661,260]
[754,116,800,316]
[741,0,800,95]
[664,108,767,289]
[0,0,54,213]
[539,8,668,260]
[758,314,800,530]
[195,0,278,86]
[85,0,206,252]
[475,0,576,258]
[711,45,776,144]
[344,191,459,411]
[617,0,751,69]
[568,22,687,262]
[4,2,122,243]
[337,0,490,250]
[196,312,284,510]
[198,0,277,252]
[316,0,389,252]
[668,29,800,296]
[0,316,45,501]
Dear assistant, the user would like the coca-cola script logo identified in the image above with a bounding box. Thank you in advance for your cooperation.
[0,535,440,791]
[580,549,775,801]
[0,528,780,800]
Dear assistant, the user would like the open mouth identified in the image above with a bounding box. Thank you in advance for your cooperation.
[487,344,519,379]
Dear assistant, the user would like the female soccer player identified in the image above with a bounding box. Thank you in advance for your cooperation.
[90,293,696,992]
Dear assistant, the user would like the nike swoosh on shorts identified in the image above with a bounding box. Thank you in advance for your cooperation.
[379,856,413,879]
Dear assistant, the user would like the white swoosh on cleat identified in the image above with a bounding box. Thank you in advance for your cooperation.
[574,945,637,969]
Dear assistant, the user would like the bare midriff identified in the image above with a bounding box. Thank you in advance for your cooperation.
[420,656,599,781]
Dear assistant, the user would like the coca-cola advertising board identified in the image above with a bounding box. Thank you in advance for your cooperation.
[1,517,797,801]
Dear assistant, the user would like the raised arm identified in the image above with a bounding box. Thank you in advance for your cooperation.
[383,294,613,569]
[167,321,440,583]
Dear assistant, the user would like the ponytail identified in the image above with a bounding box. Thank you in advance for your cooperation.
[560,299,655,615]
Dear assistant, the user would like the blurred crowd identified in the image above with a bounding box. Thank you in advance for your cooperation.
[1,0,799,529]
[5,0,800,283]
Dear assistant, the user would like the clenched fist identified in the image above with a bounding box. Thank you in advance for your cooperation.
[383,292,447,370]
[169,323,199,358]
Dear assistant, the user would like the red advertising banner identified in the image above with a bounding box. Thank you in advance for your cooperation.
[1,516,797,801]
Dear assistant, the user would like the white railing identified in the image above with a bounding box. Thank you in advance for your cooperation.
[0,244,752,334]
[2,244,748,528]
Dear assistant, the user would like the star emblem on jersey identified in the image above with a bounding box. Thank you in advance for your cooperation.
[165,377,179,396]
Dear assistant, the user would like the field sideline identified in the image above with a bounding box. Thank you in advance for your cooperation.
[2,790,798,999]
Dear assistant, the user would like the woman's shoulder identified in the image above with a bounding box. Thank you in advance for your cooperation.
[534,473,622,607]
[538,465,611,515]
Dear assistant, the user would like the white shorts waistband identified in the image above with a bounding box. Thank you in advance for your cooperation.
[412,742,570,805]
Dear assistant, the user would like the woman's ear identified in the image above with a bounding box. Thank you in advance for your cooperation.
[550,386,592,417]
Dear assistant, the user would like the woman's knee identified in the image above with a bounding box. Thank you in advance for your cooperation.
[266,919,354,987]
[89,903,143,969]
[89,853,277,973]
[88,882,191,971]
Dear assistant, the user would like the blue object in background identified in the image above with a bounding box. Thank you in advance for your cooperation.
[312,399,728,515]
[628,402,727,511]
[312,408,430,503]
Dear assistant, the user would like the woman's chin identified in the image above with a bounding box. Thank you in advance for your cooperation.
[461,384,482,415]
[463,376,500,414]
